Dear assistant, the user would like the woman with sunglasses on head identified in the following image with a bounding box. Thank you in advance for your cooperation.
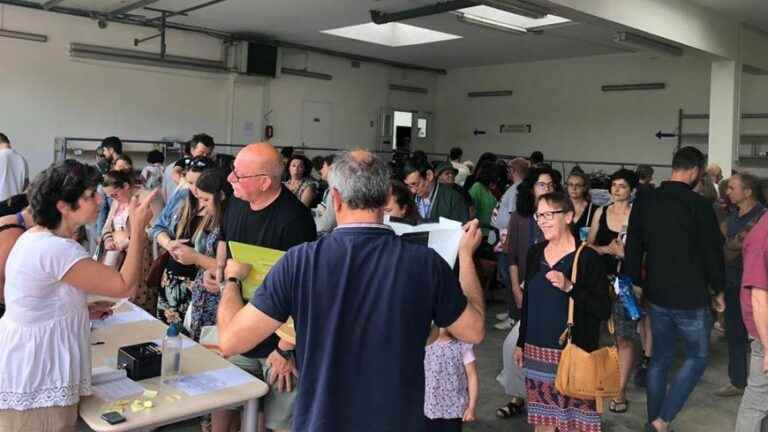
[150,156,215,325]
[100,170,163,315]
[515,192,610,432]
[586,168,638,414]
[496,166,561,419]
[165,169,233,342]
[0,160,156,432]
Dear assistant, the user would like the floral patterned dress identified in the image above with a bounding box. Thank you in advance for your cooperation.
[188,228,221,342]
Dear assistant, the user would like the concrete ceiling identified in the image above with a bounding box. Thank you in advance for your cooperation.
[686,0,768,34]
[21,0,640,69]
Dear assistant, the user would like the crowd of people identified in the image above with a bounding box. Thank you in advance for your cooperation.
[1,132,768,432]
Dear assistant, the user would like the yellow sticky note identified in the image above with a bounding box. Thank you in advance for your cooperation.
[131,400,145,413]
[228,242,285,299]
[142,390,158,399]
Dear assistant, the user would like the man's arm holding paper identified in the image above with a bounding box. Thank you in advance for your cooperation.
[216,253,293,358]
[445,220,485,344]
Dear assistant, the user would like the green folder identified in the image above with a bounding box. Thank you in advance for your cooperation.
[228,241,285,299]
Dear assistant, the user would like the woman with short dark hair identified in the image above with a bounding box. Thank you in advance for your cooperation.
[0,160,156,431]
[587,167,638,413]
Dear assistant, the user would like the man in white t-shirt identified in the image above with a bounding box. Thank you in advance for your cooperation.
[0,133,29,217]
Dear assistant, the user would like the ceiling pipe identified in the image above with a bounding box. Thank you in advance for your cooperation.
[0,0,448,75]
[145,0,229,23]
[371,0,476,25]
[108,0,160,16]
[0,0,231,39]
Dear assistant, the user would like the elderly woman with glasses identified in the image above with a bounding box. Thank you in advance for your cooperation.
[514,191,611,432]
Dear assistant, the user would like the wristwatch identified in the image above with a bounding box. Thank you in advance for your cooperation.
[276,346,295,361]
[220,277,243,293]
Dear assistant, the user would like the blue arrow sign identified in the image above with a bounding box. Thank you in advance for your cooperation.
[656,130,677,139]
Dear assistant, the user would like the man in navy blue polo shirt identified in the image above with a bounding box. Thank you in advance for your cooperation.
[216,150,486,432]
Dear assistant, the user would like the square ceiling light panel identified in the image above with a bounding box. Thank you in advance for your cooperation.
[457,5,570,30]
[321,22,462,47]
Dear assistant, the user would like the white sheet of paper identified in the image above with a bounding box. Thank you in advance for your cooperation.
[91,305,154,329]
[171,367,256,397]
[385,217,464,267]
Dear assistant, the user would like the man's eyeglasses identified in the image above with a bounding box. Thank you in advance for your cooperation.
[230,170,268,183]
[534,209,566,222]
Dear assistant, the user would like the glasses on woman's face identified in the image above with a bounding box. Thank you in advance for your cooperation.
[535,181,554,191]
[534,209,566,222]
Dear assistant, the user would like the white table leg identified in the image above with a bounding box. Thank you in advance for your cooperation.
[242,398,259,432]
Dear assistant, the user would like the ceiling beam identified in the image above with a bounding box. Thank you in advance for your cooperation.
[41,0,66,10]
[146,0,228,23]
[109,0,160,16]
[371,0,477,25]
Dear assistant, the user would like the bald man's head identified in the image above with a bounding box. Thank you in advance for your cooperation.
[238,142,284,181]
[229,142,284,204]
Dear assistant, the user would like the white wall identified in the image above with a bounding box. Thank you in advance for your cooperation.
[268,49,437,157]
[0,5,439,176]
[435,53,768,178]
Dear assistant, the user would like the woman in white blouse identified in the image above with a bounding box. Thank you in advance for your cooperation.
[0,160,156,432]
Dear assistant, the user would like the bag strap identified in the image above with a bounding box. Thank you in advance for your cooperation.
[559,243,588,345]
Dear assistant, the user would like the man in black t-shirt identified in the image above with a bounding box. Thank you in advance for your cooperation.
[209,142,316,432]
[214,150,486,432]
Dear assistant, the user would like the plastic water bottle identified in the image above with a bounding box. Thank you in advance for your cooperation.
[161,323,182,384]
[615,274,642,321]
[579,226,590,243]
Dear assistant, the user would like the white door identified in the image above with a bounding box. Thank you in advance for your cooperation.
[412,111,434,152]
[379,107,395,151]
[301,101,333,149]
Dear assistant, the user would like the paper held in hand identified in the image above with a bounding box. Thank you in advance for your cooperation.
[385,217,464,268]
[228,241,294,343]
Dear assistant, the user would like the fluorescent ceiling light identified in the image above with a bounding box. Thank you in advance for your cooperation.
[321,22,461,47]
[479,0,549,19]
[456,5,570,30]
[613,32,682,57]
[456,13,525,34]
[0,29,48,43]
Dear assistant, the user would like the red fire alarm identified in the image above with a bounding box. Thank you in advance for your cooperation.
[265,125,274,139]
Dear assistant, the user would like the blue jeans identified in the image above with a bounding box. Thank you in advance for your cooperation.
[647,303,712,424]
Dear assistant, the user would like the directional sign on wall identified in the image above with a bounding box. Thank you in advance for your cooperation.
[500,124,532,134]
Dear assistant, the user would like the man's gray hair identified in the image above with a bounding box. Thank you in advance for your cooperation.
[328,150,390,210]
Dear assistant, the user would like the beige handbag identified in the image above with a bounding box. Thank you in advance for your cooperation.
[554,244,620,413]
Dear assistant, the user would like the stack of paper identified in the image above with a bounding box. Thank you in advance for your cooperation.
[385,217,464,268]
